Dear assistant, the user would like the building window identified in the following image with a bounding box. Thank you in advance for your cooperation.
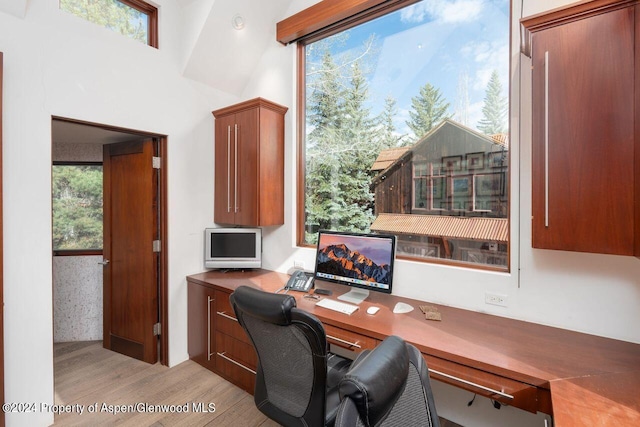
[299,0,510,270]
[52,163,103,254]
[59,0,158,48]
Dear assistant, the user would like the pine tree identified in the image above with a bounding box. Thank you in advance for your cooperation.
[406,83,451,141]
[377,95,409,148]
[305,56,377,238]
[52,165,103,250]
[477,70,508,135]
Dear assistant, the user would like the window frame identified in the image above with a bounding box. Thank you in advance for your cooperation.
[123,0,158,48]
[52,161,104,256]
[294,0,511,272]
[60,0,159,48]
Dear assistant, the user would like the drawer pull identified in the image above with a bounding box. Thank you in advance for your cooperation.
[207,296,214,361]
[217,352,256,374]
[428,368,514,400]
[326,334,361,349]
[217,311,238,322]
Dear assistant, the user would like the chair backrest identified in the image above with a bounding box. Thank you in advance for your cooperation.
[230,285,329,427]
[335,335,440,427]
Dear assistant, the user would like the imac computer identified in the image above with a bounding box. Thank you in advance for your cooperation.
[313,230,396,304]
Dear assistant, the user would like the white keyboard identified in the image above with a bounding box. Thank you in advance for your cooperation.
[316,298,359,315]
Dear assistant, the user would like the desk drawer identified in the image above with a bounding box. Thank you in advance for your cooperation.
[424,354,546,414]
[215,333,257,394]
[215,290,252,345]
[324,324,378,351]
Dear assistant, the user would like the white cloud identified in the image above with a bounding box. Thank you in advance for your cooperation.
[401,0,485,24]
[458,40,508,91]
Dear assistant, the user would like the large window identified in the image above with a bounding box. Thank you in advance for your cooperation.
[52,163,103,253]
[59,0,158,47]
[299,0,509,270]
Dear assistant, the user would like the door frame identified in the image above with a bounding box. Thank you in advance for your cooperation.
[51,116,169,366]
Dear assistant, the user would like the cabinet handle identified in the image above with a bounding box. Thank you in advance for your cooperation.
[227,126,232,213]
[428,368,514,400]
[234,124,239,213]
[217,351,256,374]
[544,50,549,228]
[216,311,238,322]
[207,296,214,361]
[326,334,361,349]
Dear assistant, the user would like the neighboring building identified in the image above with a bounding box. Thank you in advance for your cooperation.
[370,119,509,267]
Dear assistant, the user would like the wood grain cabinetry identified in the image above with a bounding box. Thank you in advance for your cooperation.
[424,354,550,414]
[187,281,257,394]
[187,281,216,370]
[522,0,639,256]
[187,270,640,424]
[212,98,288,226]
[323,323,377,352]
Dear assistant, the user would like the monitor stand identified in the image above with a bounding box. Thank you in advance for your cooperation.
[338,289,370,305]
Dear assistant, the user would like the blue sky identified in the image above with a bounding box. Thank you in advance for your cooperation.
[307,0,509,137]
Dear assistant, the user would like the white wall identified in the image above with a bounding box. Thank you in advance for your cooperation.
[0,1,233,425]
[1,0,639,426]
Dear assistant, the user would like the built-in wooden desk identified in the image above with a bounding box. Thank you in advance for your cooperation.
[187,269,640,426]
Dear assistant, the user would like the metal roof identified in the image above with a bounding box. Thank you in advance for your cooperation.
[371,213,508,242]
[370,147,410,171]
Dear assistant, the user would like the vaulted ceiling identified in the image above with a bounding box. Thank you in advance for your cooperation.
[181,0,295,95]
[0,0,28,18]
[0,0,309,96]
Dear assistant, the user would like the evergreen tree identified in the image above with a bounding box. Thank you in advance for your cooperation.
[377,95,409,148]
[406,83,451,141]
[52,165,103,250]
[305,56,378,239]
[477,70,508,135]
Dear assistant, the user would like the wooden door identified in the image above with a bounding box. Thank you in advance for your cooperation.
[234,108,259,226]
[103,140,158,363]
[531,7,635,254]
[214,114,237,225]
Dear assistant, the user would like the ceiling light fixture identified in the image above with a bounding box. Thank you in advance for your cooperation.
[232,14,245,30]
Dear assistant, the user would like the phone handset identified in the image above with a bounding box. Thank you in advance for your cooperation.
[286,270,314,292]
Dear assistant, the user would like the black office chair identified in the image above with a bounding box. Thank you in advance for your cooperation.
[334,335,440,427]
[230,285,351,427]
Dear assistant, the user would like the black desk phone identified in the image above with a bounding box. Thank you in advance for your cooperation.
[286,270,314,292]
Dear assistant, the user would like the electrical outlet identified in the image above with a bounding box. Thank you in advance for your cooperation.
[293,260,305,270]
[485,292,508,307]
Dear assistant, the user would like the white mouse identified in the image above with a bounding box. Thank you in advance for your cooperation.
[366,306,380,315]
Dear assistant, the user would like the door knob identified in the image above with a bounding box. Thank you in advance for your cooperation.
[98,259,110,265]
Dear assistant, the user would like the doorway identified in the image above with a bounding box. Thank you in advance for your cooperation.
[51,117,168,365]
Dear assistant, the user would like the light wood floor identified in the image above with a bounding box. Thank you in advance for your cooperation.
[54,341,461,427]
[53,341,279,426]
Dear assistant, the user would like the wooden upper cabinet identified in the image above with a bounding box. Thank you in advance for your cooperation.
[522,0,638,256]
[212,98,288,226]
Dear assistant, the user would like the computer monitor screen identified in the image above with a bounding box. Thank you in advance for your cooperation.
[314,230,396,304]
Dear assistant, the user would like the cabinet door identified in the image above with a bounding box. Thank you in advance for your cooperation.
[187,282,216,369]
[531,7,635,254]
[234,108,259,226]
[214,114,237,225]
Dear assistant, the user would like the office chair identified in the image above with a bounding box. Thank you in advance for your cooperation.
[230,285,351,427]
[335,335,440,427]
